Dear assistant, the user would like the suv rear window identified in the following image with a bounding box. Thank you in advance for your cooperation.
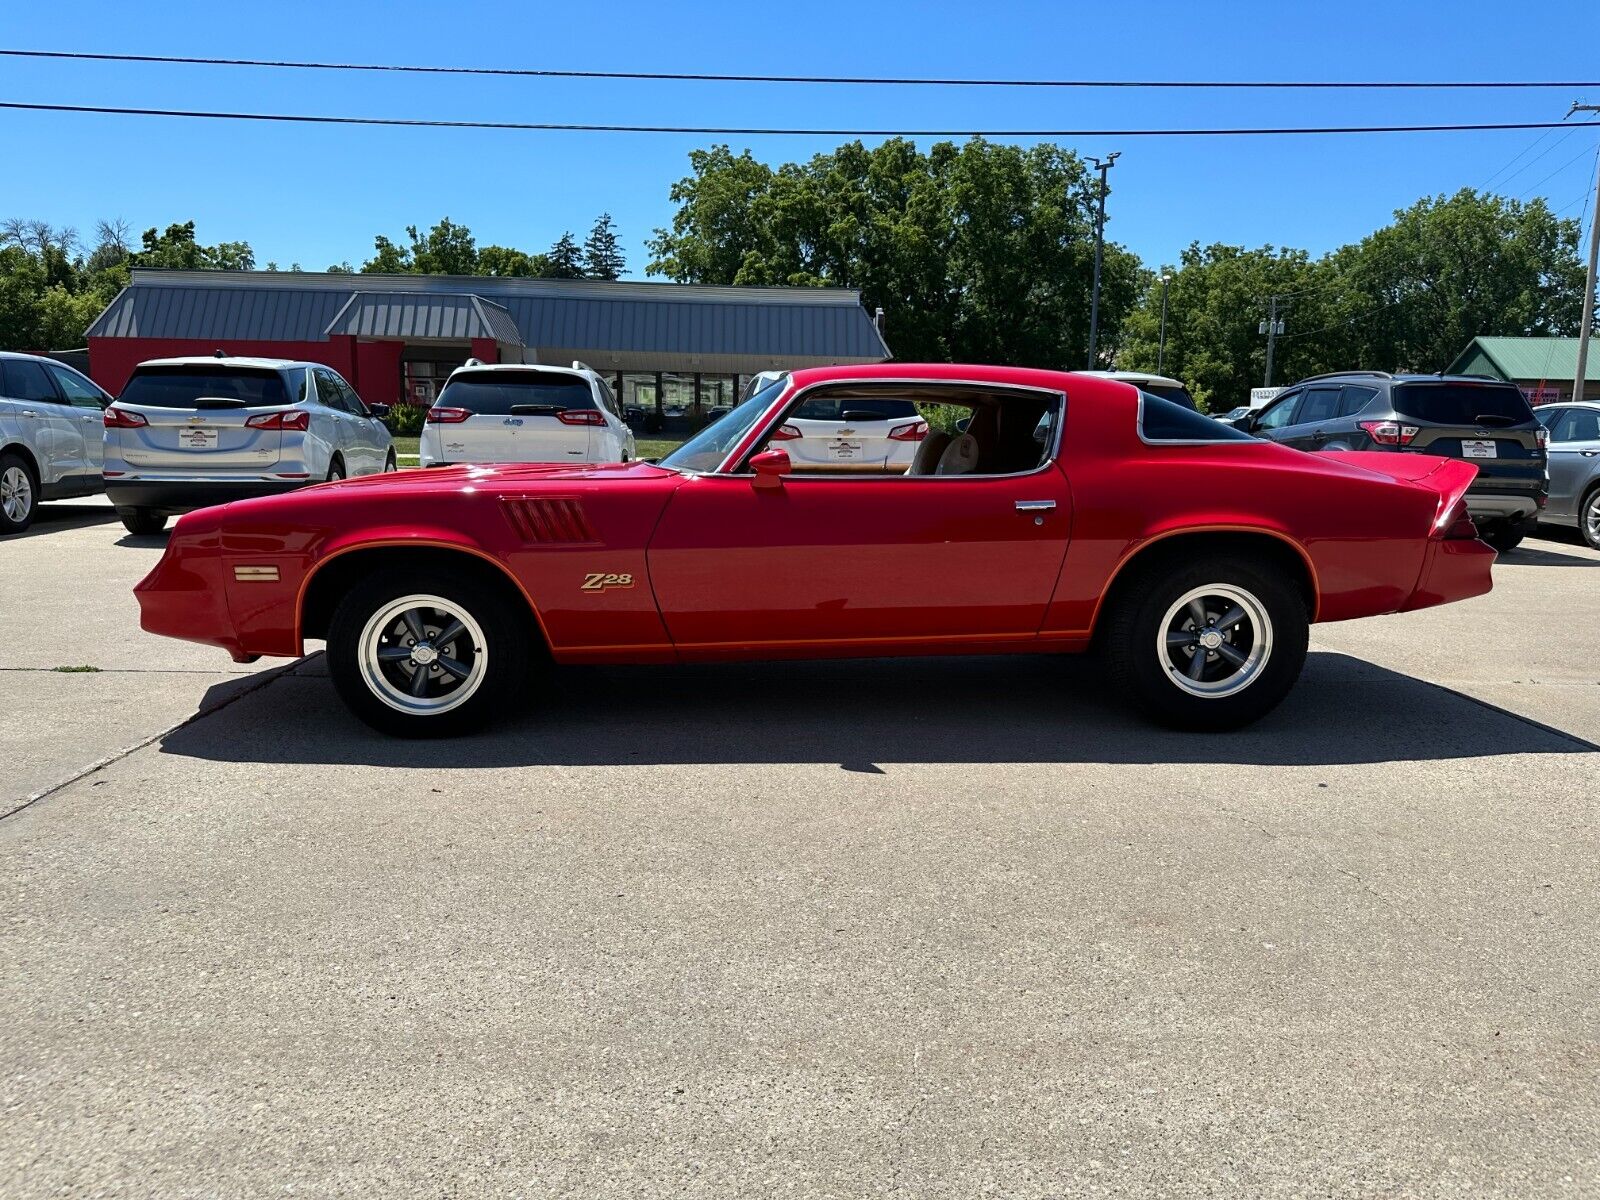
[438,371,595,417]
[790,396,919,421]
[1142,383,1198,411]
[120,366,289,409]
[1393,383,1534,427]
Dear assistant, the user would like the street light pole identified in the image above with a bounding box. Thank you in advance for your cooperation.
[1086,152,1120,369]
[1570,104,1600,404]
[1157,272,1172,374]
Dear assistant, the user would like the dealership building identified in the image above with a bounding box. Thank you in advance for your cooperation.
[1445,336,1599,404]
[86,269,892,428]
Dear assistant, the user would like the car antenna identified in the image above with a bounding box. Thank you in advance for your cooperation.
[213,348,226,358]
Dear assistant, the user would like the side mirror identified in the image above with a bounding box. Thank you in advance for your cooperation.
[750,447,792,490]
[368,403,391,419]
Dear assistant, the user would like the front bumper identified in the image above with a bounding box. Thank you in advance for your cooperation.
[106,478,304,516]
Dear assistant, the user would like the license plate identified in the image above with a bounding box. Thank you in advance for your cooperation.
[829,440,862,460]
[179,428,218,451]
[1461,439,1498,459]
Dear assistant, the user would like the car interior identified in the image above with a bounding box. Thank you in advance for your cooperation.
[757,384,1062,477]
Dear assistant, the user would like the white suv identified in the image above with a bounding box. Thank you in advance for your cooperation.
[103,356,396,535]
[0,351,113,534]
[420,362,635,468]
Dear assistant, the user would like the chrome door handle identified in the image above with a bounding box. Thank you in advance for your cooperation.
[1015,500,1056,512]
[21,409,37,418]
[1583,450,1599,458]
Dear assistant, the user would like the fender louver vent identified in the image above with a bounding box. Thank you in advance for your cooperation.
[501,498,598,544]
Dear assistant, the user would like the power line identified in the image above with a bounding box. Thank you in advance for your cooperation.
[2,101,1598,139]
[1520,139,1600,199]
[3,48,1597,89]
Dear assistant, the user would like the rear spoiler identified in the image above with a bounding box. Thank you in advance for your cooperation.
[1334,451,1478,536]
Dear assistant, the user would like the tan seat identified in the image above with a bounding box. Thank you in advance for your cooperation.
[908,430,952,476]
[935,433,981,475]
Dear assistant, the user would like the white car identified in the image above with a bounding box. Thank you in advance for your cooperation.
[767,392,928,473]
[1082,370,1199,411]
[103,356,395,535]
[1,351,114,534]
[420,362,636,468]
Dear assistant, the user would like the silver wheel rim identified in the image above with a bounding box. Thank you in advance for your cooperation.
[1158,583,1274,699]
[1,465,32,524]
[1586,492,1600,544]
[357,594,488,716]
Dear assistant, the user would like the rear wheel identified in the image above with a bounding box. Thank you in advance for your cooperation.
[326,456,346,482]
[117,508,168,536]
[0,453,38,534]
[1581,486,1600,551]
[1104,553,1309,730]
[326,569,530,736]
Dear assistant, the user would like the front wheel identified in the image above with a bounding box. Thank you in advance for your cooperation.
[326,570,531,736]
[1103,554,1309,730]
[117,507,168,536]
[384,450,398,472]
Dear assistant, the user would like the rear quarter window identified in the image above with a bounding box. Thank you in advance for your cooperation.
[1393,383,1534,426]
[1140,392,1256,442]
[120,367,289,408]
[438,371,596,417]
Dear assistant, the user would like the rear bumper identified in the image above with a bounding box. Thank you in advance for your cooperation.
[106,479,304,516]
[1401,535,1496,612]
[1464,489,1543,523]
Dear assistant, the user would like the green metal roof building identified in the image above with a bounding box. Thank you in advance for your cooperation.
[1444,337,1599,403]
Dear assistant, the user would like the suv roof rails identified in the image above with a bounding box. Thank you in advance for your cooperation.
[571,360,596,374]
[1298,369,1393,384]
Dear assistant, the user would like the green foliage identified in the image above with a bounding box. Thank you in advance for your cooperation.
[361,218,620,279]
[1116,190,1587,409]
[544,231,585,279]
[583,213,626,280]
[0,220,135,350]
[383,402,427,437]
[131,221,255,271]
[647,138,1143,369]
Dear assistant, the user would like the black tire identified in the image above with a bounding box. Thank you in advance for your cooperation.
[384,450,398,473]
[117,508,168,536]
[326,568,531,737]
[1103,552,1310,731]
[1579,485,1600,551]
[1480,524,1524,554]
[0,450,39,534]
[326,456,346,482]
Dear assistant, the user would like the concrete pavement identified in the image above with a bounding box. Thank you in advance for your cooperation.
[2,512,1597,1197]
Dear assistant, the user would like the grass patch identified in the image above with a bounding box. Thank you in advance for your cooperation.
[635,436,688,461]
[52,665,101,673]
[393,436,420,458]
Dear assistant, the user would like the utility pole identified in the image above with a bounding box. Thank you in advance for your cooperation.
[1571,104,1600,404]
[1086,152,1120,368]
[1157,272,1172,374]
[1260,297,1286,387]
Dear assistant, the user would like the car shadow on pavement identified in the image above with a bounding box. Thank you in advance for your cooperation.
[0,502,118,540]
[159,649,1594,770]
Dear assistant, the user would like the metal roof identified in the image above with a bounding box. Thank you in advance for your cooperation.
[86,269,891,371]
[322,292,525,345]
[1445,336,1600,383]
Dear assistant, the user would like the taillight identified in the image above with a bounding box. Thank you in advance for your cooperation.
[888,420,929,442]
[1437,498,1478,540]
[103,406,147,429]
[244,409,311,431]
[1359,419,1420,447]
[1535,427,1549,450]
[426,406,471,424]
[770,424,802,441]
[555,409,606,427]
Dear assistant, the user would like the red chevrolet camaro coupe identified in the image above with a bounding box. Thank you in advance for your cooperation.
[135,364,1494,736]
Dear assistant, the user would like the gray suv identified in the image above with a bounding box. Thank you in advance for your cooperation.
[1230,371,1548,551]
[0,351,113,534]
[103,356,396,535]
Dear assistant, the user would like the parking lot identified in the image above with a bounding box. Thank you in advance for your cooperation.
[3,498,1598,1197]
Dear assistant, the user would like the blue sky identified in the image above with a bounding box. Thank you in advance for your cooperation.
[3,0,1598,277]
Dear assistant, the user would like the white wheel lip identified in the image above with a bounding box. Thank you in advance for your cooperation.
[2,464,33,524]
[357,593,488,717]
[1158,582,1274,700]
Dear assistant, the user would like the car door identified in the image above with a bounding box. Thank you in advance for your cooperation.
[1545,408,1600,519]
[313,368,358,473]
[333,372,383,474]
[1276,385,1342,450]
[46,363,111,483]
[1247,389,1303,442]
[1,358,82,487]
[646,386,1074,649]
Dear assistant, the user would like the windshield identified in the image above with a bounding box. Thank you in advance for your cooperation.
[120,366,290,409]
[437,370,595,416]
[659,376,789,472]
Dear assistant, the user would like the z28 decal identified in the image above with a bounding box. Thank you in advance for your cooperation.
[581,572,635,591]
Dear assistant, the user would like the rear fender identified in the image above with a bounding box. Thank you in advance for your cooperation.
[1333,452,1478,532]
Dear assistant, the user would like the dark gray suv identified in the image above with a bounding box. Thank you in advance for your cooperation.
[1230,371,1547,551]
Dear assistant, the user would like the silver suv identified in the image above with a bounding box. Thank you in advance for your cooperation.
[103,356,397,535]
[1,351,114,534]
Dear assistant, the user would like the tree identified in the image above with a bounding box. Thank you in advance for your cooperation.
[544,232,584,279]
[582,213,626,279]
[361,219,478,275]
[648,137,1144,368]
[478,245,547,277]
[130,221,255,271]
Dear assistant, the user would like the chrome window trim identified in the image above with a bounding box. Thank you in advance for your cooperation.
[1136,390,1261,447]
[715,376,1069,481]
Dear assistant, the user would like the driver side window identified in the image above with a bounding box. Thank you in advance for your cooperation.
[1254,391,1302,432]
